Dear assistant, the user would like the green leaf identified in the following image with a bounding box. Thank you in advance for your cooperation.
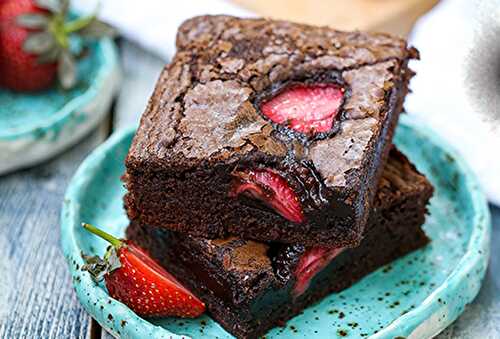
[58,51,77,89]
[106,247,122,273]
[64,15,96,34]
[37,47,60,64]
[23,31,55,55]
[79,20,118,38]
[34,0,61,13]
[81,254,108,282]
[17,14,50,29]
[81,247,122,283]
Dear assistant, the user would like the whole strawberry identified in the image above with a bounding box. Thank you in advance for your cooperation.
[0,0,114,92]
[81,223,206,318]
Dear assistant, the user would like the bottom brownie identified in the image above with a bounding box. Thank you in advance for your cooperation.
[126,149,433,339]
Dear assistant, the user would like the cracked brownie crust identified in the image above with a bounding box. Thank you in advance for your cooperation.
[124,15,418,247]
[126,149,433,339]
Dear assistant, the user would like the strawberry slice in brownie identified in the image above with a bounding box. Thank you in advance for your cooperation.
[126,148,433,338]
[260,84,345,135]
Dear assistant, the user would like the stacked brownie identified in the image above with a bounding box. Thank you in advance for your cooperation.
[123,15,433,339]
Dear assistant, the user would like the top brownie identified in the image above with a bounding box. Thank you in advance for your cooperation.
[124,15,418,247]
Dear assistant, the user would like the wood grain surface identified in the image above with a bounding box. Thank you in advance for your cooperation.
[232,0,439,36]
[0,125,109,339]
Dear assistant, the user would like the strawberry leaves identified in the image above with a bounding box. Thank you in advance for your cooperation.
[79,19,116,38]
[34,0,67,13]
[17,13,50,29]
[82,248,122,283]
[15,0,115,89]
[81,223,124,281]
[23,31,55,54]
[36,45,59,63]
[81,223,206,318]
[58,50,76,88]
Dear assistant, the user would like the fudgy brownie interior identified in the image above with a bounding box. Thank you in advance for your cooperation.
[124,15,419,247]
[126,148,433,339]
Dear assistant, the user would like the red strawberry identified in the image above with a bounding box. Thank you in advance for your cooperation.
[230,168,305,223]
[293,246,344,297]
[0,0,114,92]
[0,0,55,91]
[260,84,344,135]
[81,223,205,318]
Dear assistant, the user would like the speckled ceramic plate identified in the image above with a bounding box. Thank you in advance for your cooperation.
[61,115,491,339]
[0,38,120,175]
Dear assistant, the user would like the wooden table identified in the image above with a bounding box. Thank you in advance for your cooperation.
[1,27,499,339]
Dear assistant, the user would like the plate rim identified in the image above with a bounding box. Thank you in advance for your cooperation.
[0,38,118,139]
[61,115,491,339]
[373,114,491,338]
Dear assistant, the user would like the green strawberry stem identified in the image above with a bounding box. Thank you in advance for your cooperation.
[64,15,95,34]
[82,223,122,248]
[48,13,69,49]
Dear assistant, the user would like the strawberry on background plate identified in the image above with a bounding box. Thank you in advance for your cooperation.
[0,0,114,92]
[81,223,206,318]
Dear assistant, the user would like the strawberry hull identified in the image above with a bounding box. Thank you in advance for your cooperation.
[81,225,206,319]
[0,0,115,92]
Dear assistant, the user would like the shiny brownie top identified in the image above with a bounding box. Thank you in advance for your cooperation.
[126,15,417,189]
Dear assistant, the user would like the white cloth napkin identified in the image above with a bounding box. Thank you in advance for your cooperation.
[74,0,500,205]
[72,0,254,60]
[406,0,500,205]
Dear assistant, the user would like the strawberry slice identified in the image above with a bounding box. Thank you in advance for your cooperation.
[293,246,344,297]
[260,84,344,135]
[230,168,305,223]
[81,223,205,318]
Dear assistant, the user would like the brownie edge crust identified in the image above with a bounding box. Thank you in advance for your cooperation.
[124,15,419,247]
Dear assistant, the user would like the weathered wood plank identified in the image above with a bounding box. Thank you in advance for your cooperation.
[0,125,108,339]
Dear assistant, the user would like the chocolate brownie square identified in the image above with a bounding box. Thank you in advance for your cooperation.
[124,15,419,247]
[126,148,433,339]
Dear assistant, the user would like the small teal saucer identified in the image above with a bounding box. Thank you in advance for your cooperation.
[0,38,120,175]
[61,115,491,338]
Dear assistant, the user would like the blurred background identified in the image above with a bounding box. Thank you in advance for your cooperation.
[0,0,499,338]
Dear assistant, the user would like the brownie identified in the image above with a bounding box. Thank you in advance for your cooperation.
[126,149,433,339]
[124,15,419,247]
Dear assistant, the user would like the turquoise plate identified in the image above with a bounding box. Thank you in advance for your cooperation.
[61,115,491,338]
[0,38,120,175]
